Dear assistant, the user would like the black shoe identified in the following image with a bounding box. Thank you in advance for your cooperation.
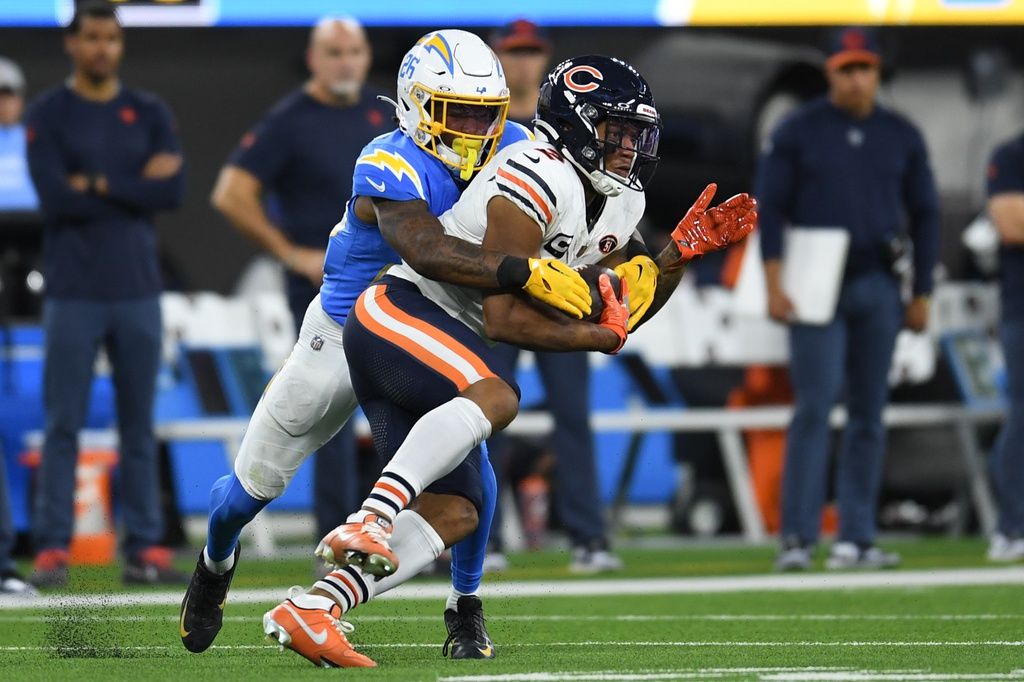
[179,545,240,653]
[442,595,496,660]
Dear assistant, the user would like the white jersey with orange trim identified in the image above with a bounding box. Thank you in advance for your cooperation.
[388,139,645,337]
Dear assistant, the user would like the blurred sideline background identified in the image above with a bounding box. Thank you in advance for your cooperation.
[1,0,1022,565]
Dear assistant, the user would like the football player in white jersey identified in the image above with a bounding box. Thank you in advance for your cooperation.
[314,54,756,655]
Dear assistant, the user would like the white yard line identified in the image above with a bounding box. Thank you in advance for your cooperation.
[2,641,1022,652]
[1,566,1021,610]
[438,671,1024,682]
[2,613,1024,623]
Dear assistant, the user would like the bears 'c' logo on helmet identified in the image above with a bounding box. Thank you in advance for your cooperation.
[563,65,603,93]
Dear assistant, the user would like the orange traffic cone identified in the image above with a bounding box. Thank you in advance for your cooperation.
[22,447,119,566]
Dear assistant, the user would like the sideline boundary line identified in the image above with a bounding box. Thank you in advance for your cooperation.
[3,613,1024,623]
[2,640,1023,652]
[1,566,1021,610]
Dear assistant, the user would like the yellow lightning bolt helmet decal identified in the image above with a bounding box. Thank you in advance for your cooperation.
[416,32,454,74]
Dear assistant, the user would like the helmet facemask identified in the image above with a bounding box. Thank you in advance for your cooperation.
[588,111,661,194]
[408,84,509,181]
[536,92,661,197]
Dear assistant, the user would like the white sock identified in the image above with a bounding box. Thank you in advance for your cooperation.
[289,591,336,611]
[202,546,235,575]
[446,586,475,612]
[360,397,492,520]
[372,509,446,596]
[314,510,445,614]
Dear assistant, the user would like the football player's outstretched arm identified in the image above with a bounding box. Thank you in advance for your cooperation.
[480,196,627,354]
[361,196,591,319]
[610,184,759,332]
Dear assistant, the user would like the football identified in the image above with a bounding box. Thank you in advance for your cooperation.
[575,263,622,322]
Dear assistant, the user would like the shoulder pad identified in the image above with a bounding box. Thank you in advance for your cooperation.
[354,146,426,201]
[492,143,570,229]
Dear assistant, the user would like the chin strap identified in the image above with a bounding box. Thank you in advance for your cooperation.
[586,168,625,197]
[534,118,626,196]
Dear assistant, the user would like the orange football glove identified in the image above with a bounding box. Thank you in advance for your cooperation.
[597,274,630,355]
[671,183,758,265]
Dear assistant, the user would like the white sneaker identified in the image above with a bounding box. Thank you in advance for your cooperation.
[0,570,39,598]
[987,534,1024,562]
[774,546,812,572]
[482,552,509,574]
[825,542,900,570]
[569,548,624,574]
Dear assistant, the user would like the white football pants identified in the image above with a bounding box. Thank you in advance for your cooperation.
[233,295,358,501]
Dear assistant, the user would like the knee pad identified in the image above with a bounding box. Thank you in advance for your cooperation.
[265,372,330,437]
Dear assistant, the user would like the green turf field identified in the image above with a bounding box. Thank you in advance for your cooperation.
[1,539,1022,681]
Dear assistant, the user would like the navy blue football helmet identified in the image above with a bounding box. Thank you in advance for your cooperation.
[536,55,661,196]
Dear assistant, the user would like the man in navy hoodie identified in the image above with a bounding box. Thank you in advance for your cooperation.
[25,2,186,587]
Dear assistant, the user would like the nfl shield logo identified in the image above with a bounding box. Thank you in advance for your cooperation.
[310,335,324,351]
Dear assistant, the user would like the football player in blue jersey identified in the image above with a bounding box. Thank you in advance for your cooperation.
[180,29,590,667]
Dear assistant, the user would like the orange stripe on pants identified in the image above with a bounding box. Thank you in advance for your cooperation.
[353,286,493,391]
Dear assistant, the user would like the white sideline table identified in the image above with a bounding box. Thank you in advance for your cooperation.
[26,403,1005,556]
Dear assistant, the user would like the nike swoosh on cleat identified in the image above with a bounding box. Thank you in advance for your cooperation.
[179,595,191,638]
[367,178,386,192]
[477,645,493,657]
[283,603,329,645]
[523,154,540,163]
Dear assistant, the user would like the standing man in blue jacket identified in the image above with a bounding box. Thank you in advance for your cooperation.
[25,2,186,587]
[756,27,940,571]
[985,134,1024,562]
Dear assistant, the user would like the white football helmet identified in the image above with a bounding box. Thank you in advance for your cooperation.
[389,29,510,180]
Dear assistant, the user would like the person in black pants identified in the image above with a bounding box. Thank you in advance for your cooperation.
[211,17,390,559]
[25,2,186,587]
[484,20,622,573]
[756,27,940,571]
[985,134,1024,562]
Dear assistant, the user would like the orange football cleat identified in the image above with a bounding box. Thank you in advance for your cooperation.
[315,514,399,578]
[263,588,376,668]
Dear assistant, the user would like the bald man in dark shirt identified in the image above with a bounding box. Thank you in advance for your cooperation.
[211,17,390,549]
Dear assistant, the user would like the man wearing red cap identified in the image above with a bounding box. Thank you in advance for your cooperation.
[756,27,940,571]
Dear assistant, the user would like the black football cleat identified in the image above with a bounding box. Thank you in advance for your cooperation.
[179,544,240,653]
[442,595,497,660]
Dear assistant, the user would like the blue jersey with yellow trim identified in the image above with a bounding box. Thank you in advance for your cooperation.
[319,121,532,325]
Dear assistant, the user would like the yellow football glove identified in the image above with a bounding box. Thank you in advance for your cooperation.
[523,257,592,319]
[614,255,659,331]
